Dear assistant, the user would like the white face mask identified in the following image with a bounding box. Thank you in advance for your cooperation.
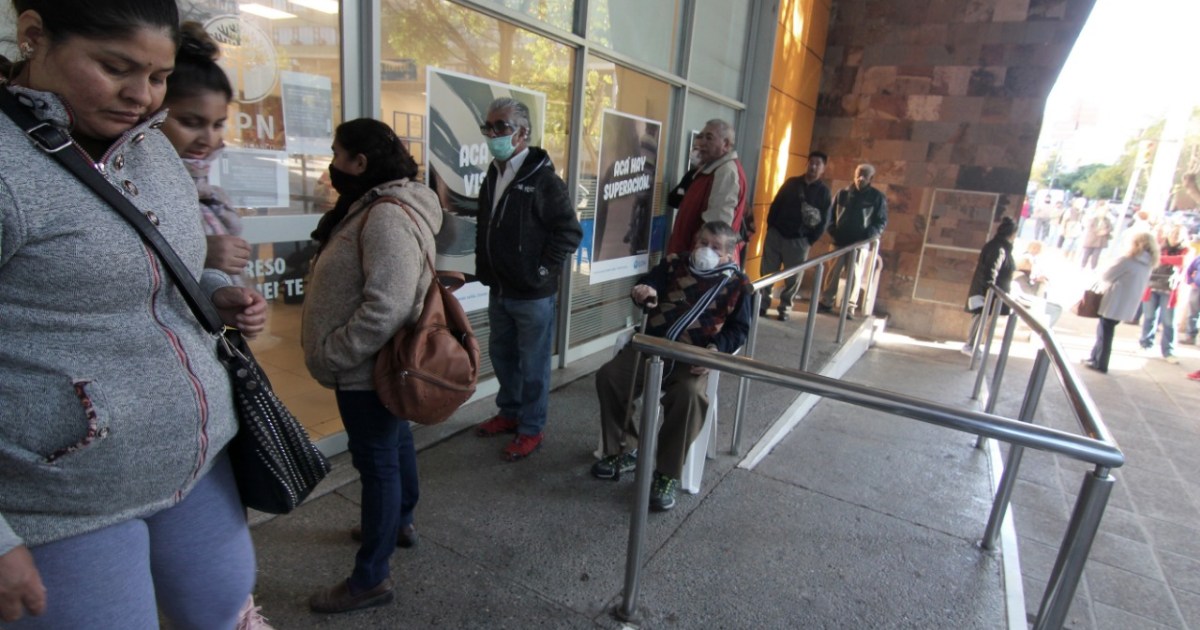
[690,246,721,271]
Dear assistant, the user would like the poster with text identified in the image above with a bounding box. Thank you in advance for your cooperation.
[280,71,334,156]
[210,147,289,208]
[589,110,660,284]
[426,68,547,312]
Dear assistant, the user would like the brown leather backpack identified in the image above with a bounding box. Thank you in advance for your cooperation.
[369,199,480,424]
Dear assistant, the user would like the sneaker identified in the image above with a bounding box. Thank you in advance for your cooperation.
[1187,370,1200,381]
[502,433,543,461]
[236,596,274,630]
[475,414,519,437]
[309,578,394,614]
[777,309,789,321]
[959,344,975,357]
[591,450,638,480]
[817,303,834,314]
[649,471,678,512]
[759,306,769,317]
[1164,355,1180,364]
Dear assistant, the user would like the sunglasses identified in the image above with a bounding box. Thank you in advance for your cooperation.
[479,120,517,136]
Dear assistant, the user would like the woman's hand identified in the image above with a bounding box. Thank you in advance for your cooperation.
[0,546,46,622]
[205,235,251,276]
[212,287,268,337]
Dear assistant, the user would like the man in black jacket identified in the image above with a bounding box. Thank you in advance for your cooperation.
[473,97,583,462]
[759,151,832,321]
[819,163,887,318]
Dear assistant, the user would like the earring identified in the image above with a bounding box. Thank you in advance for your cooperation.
[18,41,34,60]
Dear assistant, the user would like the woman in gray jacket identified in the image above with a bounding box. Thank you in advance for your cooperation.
[1084,231,1158,374]
[302,119,443,614]
[1,2,266,627]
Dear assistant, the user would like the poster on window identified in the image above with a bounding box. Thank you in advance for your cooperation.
[425,68,547,312]
[280,71,334,156]
[588,110,660,284]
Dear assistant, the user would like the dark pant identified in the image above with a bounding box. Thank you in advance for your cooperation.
[337,389,419,591]
[1089,317,1119,372]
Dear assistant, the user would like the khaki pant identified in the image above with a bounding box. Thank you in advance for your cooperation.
[594,345,709,480]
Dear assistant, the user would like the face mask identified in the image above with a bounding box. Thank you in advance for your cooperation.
[690,246,720,271]
[327,164,363,195]
[487,133,518,161]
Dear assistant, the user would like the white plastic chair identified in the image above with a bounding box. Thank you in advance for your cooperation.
[597,327,721,495]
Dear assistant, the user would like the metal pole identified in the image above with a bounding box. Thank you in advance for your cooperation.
[835,250,852,343]
[982,350,1051,550]
[984,313,1020,415]
[1033,468,1115,630]
[968,289,994,373]
[617,356,665,622]
[730,291,763,456]
[801,262,824,371]
[970,291,999,399]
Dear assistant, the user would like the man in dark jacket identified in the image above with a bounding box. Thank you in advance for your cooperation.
[962,217,1017,355]
[591,222,751,512]
[759,151,832,320]
[819,163,888,318]
[473,97,583,462]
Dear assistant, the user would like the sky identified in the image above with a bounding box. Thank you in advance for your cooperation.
[1041,0,1200,168]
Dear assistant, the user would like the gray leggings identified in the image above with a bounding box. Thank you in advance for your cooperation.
[11,452,255,630]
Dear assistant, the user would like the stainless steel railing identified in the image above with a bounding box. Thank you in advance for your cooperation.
[616,316,1122,629]
[728,237,881,454]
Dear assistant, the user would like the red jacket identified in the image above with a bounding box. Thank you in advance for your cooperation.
[666,152,747,256]
[1142,246,1186,308]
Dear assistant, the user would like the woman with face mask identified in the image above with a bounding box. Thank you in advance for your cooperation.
[301,118,443,614]
[0,1,266,626]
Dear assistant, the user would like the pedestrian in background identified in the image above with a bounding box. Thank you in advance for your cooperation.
[1084,232,1158,374]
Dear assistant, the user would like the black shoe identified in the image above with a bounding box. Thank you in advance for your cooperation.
[777,309,789,321]
[1082,359,1107,374]
[817,303,834,314]
[759,307,769,317]
[350,524,418,549]
[590,451,638,480]
[309,578,395,614]
[649,471,678,512]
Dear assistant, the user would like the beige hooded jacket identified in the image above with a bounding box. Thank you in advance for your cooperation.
[302,179,444,390]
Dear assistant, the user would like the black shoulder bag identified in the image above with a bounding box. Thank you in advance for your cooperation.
[0,89,329,514]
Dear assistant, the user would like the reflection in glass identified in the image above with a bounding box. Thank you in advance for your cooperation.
[587,0,680,72]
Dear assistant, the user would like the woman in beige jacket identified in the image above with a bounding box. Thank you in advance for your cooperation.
[301,118,443,614]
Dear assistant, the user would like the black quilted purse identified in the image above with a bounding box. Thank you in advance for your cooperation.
[0,89,330,514]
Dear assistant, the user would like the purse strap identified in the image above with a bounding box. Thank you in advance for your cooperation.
[0,87,225,335]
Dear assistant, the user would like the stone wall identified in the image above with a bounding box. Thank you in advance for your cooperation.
[811,0,1095,338]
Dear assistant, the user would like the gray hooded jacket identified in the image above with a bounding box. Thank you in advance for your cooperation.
[0,85,237,554]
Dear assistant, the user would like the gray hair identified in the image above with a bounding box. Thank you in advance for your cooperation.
[699,221,739,251]
[487,97,531,134]
[705,119,735,144]
[856,163,876,178]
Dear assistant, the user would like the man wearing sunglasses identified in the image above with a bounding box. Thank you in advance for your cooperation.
[472,97,583,462]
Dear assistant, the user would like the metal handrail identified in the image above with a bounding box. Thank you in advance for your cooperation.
[750,236,879,292]
[617,328,1123,629]
[973,285,1115,447]
[730,237,880,454]
[634,335,1122,467]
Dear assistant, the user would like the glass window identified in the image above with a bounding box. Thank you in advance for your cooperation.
[380,0,577,375]
[684,93,738,138]
[178,1,344,440]
[689,0,750,98]
[472,0,576,32]
[570,54,673,349]
[587,0,681,72]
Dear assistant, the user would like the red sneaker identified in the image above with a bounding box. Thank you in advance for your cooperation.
[1187,370,1200,382]
[503,433,543,461]
[476,414,519,437]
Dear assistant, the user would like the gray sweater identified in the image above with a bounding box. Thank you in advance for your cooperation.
[1097,251,1153,321]
[302,180,444,390]
[0,86,237,554]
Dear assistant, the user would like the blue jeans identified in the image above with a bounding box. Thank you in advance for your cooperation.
[488,293,556,435]
[337,389,419,591]
[14,453,254,629]
[1139,290,1175,357]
